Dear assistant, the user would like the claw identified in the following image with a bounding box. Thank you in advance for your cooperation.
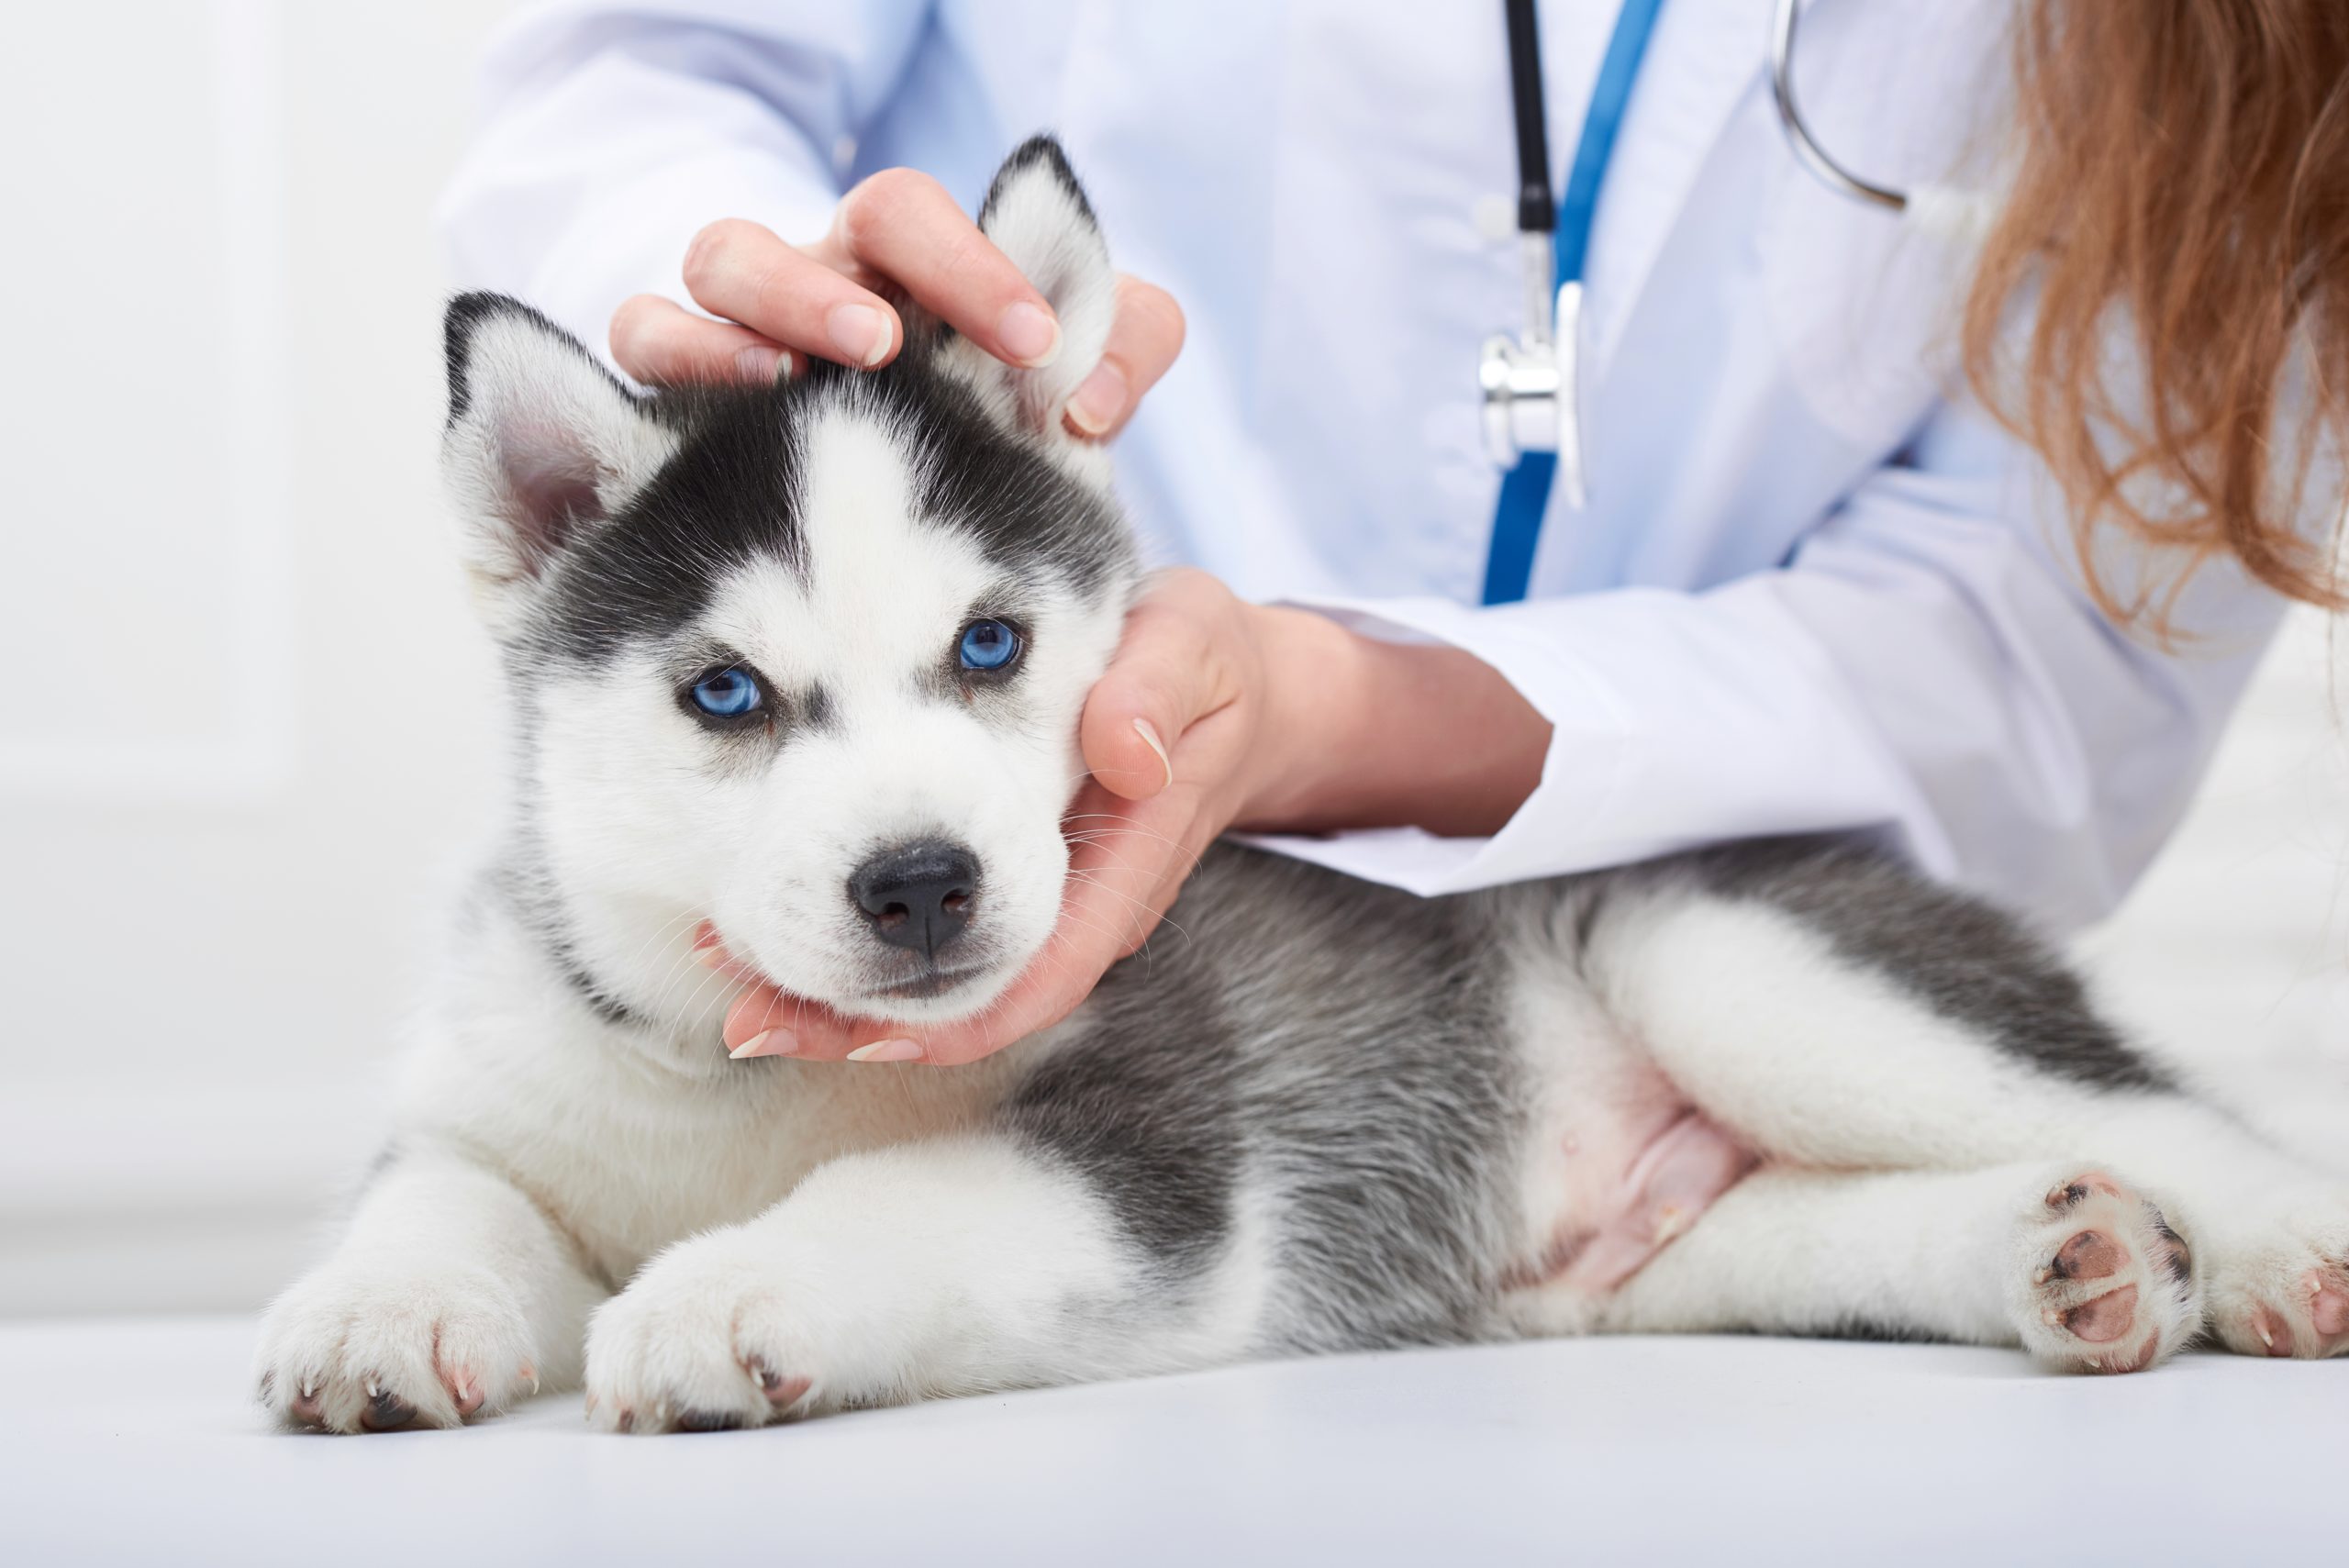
[2251,1303,2296,1357]
[2310,1281,2349,1340]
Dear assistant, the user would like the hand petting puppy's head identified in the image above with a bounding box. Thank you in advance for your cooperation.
[440,138,1137,1033]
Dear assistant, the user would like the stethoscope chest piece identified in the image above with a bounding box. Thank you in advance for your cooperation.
[1479,270,1586,508]
[1479,0,1984,605]
[1480,0,1665,594]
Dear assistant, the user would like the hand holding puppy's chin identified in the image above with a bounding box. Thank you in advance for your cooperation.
[698,929,1024,1064]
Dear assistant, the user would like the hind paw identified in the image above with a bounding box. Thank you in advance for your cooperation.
[2203,1203,2349,1359]
[2009,1170,2199,1374]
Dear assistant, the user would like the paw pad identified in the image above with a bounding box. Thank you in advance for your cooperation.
[360,1382,417,1432]
[2052,1284,2137,1344]
[2018,1170,2198,1375]
[675,1408,743,1433]
[2047,1229,2124,1283]
[2249,1302,2297,1357]
[2308,1276,2349,1340]
[751,1360,813,1411]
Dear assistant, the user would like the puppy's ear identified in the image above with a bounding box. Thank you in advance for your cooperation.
[942,137,1119,459]
[440,294,680,632]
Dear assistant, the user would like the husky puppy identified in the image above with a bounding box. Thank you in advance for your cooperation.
[258,138,2349,1434]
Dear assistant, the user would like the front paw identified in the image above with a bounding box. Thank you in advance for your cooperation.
[255,1260,539,1432]
[584,1228,882,1433]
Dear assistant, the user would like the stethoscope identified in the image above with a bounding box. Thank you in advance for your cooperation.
[1477,0,1990,604]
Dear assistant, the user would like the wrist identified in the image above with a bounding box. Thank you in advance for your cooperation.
[1234,606,1553,839]
[1235,603,1375,829]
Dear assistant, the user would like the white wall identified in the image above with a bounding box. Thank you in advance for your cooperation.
[1,0,522,1316]
[2,0,2345,1319]
[2078,610,2349,1160]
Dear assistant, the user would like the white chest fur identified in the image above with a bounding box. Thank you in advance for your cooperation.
[388,906,1024,1288]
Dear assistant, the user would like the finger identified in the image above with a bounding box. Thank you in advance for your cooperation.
[824,168,1063,368]
[680,217,905,369]
[900,793,1197,1065]
[687,922,765,985]
[1079,571,1243,800]
[1059,782,1203,959]
[609,295,800,386]
[1064,275,1186,439]
[721,984,862,1061]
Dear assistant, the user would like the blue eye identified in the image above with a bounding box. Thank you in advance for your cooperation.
[958,618,1021,673]
[689,667,763,718]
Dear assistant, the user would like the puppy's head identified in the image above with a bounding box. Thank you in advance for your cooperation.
[442,139,1137,1029]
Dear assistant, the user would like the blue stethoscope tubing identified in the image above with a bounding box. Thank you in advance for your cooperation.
[1481,0,1668,606]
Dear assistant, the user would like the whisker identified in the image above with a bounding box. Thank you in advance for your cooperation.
[1064,871,1195,946]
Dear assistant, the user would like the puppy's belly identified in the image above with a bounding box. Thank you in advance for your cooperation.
[1506,1060,1759,1295]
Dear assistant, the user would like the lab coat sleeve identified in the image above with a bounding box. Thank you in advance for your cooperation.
[436,2,933,359]
[1254,397,2288,931]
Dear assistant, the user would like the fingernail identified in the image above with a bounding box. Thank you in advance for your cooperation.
[735,343,786,384]
[729,1029,797,1060]
[1132,717,1174,789]
[1064,361,1129,435]
[845,1038,923,1063]
[997,301,1061,367]
[827,303,891,368]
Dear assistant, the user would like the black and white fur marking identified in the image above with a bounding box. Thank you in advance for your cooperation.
[257,137,2349,1434]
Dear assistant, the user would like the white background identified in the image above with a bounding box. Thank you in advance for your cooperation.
[2,0,2346,1319]
[0,0,523,1315]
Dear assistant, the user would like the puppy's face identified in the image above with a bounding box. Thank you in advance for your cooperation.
[442,143,1132,1027]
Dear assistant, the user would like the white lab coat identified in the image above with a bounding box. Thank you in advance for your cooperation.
[438,0,2289,931]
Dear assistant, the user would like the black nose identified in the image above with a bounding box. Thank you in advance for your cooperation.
[848,841,981,958]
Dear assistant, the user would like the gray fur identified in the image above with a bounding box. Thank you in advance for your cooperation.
[1673,835,2175,1093]
[1000,834,2166,1357]
[1011,847,1524,1349]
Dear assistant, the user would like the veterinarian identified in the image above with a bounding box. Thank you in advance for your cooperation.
[440,1,2349,1065]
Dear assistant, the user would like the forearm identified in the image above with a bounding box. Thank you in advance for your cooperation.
[1240,605,1552,839]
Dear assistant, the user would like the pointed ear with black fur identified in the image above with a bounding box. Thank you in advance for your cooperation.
[942,137,1120,450]
[440,294,680,632]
